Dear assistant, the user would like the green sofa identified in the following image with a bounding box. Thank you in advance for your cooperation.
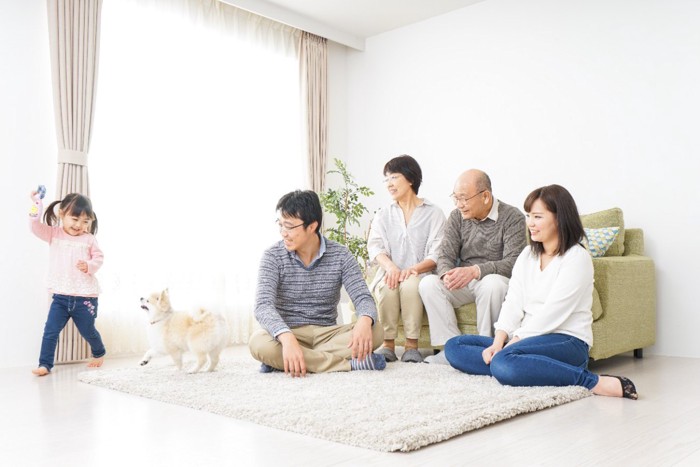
[393,207,656,360]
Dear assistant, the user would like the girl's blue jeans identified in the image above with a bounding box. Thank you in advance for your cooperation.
[38,294,106,371]
[444,333,599,390]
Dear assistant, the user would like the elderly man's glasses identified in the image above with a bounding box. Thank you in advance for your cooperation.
[450,190,486,205]
[276,220,305,233]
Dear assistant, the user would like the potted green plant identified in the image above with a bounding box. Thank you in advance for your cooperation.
[320,158,374,277]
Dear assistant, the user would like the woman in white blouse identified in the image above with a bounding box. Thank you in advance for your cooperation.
[444,185,638,399]
[367,155,446,363]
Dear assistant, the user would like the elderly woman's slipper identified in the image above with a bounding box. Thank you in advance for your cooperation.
[375,346,398,362]
[401,348,424,363]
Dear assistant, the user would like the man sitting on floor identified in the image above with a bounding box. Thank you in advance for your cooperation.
[249,189,385,376]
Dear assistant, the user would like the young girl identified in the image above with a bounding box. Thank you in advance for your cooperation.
[29,189,106,376]
[444,185,638,400]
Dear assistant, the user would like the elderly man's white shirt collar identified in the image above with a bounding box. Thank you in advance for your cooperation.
[483,198,500,222]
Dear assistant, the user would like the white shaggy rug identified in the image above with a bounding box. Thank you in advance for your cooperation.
[78,354,591,452]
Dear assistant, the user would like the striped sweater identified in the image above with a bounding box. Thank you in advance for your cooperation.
[254,236,378,338]
[437,200,526,279]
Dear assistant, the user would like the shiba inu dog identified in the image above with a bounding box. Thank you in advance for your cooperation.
[139,289,228,372]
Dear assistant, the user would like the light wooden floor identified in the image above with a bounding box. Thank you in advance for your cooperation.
[3,345,700,467]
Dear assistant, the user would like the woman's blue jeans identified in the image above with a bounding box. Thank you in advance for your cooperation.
[38,294,106,371]
[444,333,599,390]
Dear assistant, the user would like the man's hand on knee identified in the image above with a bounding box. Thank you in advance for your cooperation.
[349,316,374,360]
[278,332,307,377]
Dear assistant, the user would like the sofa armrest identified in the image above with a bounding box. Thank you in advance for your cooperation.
[623,228,645,256]
[590,254,656,360]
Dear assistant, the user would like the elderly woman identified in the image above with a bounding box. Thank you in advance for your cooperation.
[444,185,638,399]
[367,155,445,363]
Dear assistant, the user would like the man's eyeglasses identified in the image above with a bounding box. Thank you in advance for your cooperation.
[276,220,305,233]
[450,190,486,205]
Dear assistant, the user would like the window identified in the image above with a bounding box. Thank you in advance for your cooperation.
[90,0,303,353]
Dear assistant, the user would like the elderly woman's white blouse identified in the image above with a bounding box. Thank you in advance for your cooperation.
[366,199,446,291]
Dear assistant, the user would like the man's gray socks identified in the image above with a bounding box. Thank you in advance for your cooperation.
[350,353,387,371]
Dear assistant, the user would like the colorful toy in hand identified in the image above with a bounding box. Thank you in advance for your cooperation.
[29,185,47,217]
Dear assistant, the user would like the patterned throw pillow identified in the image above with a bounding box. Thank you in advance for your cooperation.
[584,227,621,258]
[580,208,625,256]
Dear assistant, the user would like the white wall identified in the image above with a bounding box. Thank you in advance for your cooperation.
[333,0,700,357]
[0,0,56,369]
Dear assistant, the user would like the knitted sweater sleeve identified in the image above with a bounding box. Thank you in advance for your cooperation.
[341,251,378,323]
[253,249,290,338]
[436,209,462,277]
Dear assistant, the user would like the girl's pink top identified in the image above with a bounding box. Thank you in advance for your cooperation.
[29,201,103,297]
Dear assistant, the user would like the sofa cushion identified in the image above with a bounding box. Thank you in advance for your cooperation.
[584,227,620,258]
[580,207,625,256]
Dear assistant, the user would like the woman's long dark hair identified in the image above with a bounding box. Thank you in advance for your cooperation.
[44,193,98,235]
[523,185,584,257]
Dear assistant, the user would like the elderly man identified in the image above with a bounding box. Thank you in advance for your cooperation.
[419,169,526,363]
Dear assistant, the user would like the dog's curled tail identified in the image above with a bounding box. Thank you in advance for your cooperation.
[192,307,210,322]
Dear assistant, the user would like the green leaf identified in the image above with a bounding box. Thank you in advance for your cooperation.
[319,158,374,278]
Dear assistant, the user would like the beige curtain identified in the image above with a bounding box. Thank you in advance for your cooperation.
[299,32,328,193]
[47,0,103,363]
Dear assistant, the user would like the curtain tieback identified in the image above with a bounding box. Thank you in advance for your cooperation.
[58,149,88,166]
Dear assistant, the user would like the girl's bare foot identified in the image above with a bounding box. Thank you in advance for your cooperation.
[32,367,50,376]
[87,356,104,368]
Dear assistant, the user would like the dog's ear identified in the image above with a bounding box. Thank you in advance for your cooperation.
[159,289,171,309]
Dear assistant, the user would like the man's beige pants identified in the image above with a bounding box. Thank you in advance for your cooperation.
[249,322,384,373]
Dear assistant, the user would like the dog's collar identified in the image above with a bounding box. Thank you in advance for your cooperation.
[149,316,169,325]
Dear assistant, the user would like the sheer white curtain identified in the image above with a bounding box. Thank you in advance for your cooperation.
[90,0,303,355]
